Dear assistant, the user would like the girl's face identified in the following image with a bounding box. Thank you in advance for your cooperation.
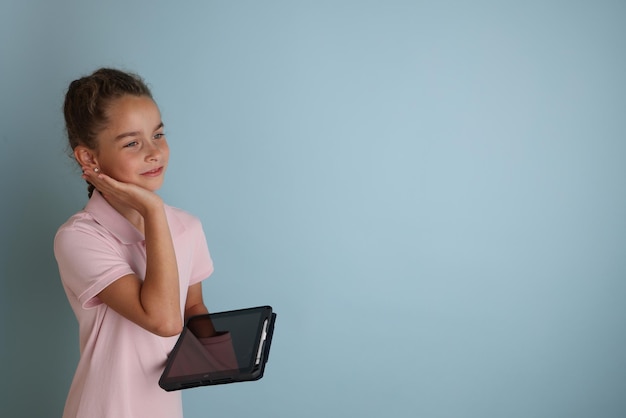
[93,95,169,192]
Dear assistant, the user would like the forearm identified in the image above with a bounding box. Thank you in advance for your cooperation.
[140,204,182,333]
[185,284,215,337]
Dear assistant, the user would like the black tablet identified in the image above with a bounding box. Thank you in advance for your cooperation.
[159,306,276,391]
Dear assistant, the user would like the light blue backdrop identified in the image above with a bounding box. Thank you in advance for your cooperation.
[1,1,625,417]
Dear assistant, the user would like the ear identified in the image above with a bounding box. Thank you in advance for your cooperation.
[74,145,99,168]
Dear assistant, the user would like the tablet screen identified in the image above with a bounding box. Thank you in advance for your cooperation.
[210,308,269,372]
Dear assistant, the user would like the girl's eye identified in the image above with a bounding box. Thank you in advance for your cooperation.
[154,133,165,139]
[124,141,138,148]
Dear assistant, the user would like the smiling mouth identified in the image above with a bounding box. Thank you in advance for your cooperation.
[141,167,164,177]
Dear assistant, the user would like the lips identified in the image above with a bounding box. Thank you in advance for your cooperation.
[141,167,164,177]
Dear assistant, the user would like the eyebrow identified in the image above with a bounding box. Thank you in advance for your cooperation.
[114,122,165,141]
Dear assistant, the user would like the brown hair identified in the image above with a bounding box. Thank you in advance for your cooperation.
[63,68,153,196]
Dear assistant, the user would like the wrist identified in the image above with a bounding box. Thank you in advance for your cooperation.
[138,196,165,218]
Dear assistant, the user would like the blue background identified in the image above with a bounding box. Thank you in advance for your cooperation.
[1,1,625,417]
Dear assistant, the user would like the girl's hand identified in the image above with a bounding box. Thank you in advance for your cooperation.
[82,168,162,216]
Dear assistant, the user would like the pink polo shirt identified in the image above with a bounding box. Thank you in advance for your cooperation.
[54,191,214,418]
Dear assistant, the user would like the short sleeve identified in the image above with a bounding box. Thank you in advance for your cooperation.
[188,218,214,286]
[54,223,134,309]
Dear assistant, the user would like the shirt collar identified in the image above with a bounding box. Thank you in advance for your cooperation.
[84,191,186,244]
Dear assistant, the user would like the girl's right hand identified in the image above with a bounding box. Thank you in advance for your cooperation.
[82,167,163,216]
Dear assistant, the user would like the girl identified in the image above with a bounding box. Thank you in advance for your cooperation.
[55,68,218,418]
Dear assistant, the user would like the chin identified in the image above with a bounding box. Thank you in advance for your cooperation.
[146,180,165,192]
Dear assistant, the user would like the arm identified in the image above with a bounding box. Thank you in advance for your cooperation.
[184,282,217,338]
[85,170,183,337]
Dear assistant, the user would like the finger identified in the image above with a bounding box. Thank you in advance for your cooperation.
[82,169,115,195]
[81,167,100,178]
[81,167,97,183]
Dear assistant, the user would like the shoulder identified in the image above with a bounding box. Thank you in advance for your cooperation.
[55,210,104,238]
[163,205,210,253]
[165,204,204,230]
[54,211,122,255]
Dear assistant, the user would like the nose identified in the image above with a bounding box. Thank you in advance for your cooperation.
[144,140,162,162]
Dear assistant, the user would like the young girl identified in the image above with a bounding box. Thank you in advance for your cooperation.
[55,68,218,418]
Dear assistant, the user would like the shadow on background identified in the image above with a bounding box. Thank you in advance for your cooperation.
[0,158,84,416]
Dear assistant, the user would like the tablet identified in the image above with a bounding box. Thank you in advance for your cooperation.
[159,306,276,391]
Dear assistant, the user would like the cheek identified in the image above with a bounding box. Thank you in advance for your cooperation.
[100,156,136,179]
